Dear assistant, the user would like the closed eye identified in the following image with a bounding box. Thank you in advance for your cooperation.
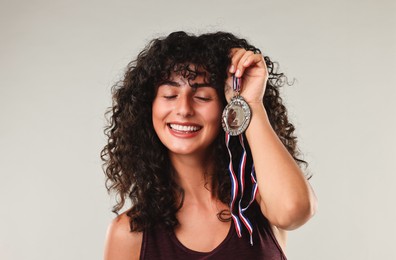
[195,96,212,101]
[163,95,177,99]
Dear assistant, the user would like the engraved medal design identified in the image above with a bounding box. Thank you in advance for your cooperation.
[222,76,252,136]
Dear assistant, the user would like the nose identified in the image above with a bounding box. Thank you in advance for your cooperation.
[176,94,194,117]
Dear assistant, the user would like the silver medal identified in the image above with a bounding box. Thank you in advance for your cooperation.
[222,95,251,136]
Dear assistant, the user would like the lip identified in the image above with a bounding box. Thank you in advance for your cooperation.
[167,122,202,138]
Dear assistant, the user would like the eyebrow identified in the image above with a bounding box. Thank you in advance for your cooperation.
[161,80,213,89]
[161,80,181,87]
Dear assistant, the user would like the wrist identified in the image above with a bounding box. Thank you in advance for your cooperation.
[247,101,267,118]
[245,102,271,136]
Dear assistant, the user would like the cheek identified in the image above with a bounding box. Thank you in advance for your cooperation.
[206,104,223,127]
[152,100,164,131]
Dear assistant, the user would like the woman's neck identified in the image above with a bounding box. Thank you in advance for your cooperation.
[169,153,215,203]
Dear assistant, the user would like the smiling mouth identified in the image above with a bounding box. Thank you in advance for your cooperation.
[168,123,202,133]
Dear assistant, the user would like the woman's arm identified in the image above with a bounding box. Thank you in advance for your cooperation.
[104,213,142,260]
[246,103,317,230]
[227,49,317,230]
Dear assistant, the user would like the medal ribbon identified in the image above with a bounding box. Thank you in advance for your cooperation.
[237,134,258,245]
[225,76,258,245]
[233,76,241,94]
[225,132,243,238]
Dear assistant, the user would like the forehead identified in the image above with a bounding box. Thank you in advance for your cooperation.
[168,72,206,84]
[164,64,211,88]
[172,64,206,78]
[167,74,189,86]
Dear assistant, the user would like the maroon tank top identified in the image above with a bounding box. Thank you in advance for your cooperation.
[140,205,287,260]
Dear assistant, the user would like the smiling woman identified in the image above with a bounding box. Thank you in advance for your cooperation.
[152,71,222,158]
[101,31,317,260]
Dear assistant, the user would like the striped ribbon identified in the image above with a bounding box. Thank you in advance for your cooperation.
[225,132,258,245]
[233,76,241,93]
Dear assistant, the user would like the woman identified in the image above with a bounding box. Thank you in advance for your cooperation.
[102,31,317,259]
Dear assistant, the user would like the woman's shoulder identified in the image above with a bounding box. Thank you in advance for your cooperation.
[104,211,143,260]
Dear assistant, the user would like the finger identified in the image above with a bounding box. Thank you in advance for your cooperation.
[243,54,267,75]
[242,53,263,68]
[228,47,240,57]
[234,51,255,77]
[228,48,246,74]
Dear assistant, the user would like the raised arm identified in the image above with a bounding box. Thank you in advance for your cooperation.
[227,48,317,230]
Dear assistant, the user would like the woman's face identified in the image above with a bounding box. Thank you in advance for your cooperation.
[152,70,222,158]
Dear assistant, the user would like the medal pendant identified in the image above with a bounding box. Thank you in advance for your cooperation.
[222,95,252,136]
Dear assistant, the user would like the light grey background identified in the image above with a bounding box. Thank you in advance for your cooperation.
[1,0,395,259]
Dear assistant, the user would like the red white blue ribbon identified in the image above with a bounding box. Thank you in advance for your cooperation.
[233,76,241,93]
[225,132,243,238]
[237,134,258,245]
[225,132,258,245]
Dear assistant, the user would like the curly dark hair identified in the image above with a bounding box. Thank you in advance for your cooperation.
[101,31,309,232]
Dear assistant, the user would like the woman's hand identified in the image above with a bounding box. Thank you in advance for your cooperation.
[225,48,268,105]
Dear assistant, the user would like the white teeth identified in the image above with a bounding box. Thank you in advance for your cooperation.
[170,124,201,132]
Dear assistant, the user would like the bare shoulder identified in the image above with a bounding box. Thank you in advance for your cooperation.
[104,212,143,260]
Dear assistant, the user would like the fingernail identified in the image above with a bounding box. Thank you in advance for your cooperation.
[235,69,241,77]
[229,65,235,73]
